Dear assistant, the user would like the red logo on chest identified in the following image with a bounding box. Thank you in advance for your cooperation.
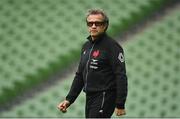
[92,50,100,58]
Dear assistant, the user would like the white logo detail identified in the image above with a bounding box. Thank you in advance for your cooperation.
[83,50,86,55]
[90,65,98,69]
[91,59,98,65]
[90,58,98,69]
[118,53,124,62]
[92,59,98,62]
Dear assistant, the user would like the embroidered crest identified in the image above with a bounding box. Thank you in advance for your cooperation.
[92,50,100,58]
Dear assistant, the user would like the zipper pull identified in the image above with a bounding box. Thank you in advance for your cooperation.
[99,109,103,113]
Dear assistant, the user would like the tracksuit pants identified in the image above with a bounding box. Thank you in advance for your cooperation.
[85,90,116,118]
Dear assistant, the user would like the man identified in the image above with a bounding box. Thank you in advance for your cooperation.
[57,9,128,118]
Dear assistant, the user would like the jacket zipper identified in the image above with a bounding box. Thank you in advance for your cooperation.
[84,43,95,91]
[99,91,106,113]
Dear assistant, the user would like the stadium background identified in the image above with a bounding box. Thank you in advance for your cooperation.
[0,0,179,118]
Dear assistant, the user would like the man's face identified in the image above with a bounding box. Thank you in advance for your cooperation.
[86,14,107,38]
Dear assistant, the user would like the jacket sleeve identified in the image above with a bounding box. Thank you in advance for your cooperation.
[109,43,128,109]
[65,49,84,105]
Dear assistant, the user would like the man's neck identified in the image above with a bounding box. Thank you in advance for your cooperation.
[91,36,97,41]
[91,33,105,41]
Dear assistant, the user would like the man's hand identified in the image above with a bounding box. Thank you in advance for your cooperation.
[57,100,70,113]
[115,108,126,116]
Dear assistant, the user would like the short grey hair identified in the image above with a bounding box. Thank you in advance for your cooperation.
[86,8,109,26]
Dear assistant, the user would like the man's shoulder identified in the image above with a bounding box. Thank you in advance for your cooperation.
[105,35,123,50]
[82,40,89,48]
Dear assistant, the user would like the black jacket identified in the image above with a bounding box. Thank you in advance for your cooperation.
[66,33,128,109]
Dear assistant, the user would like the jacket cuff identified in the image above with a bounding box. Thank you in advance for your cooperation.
[116,103,125,109]
[65,96,73,105]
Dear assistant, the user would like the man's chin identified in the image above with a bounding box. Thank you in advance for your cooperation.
[91,34,97,37]
[91,32,105,37]
[90,33,99,37]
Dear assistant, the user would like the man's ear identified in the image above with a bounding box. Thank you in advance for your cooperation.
[104,24,108,31]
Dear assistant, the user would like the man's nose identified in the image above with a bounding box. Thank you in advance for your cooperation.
[92,23,96,28]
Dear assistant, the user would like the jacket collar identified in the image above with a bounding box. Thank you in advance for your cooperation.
[87,32,107,44]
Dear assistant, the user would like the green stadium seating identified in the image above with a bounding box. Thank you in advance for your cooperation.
[0,0,168,106]
[0,75,86,117]
[0,2,179,118]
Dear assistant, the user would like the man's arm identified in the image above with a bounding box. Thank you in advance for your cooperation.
[58,49,84,112]
[109,43,128,110]
[65,62,84,104]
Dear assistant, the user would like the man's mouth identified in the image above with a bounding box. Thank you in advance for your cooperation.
[91,30,97,32]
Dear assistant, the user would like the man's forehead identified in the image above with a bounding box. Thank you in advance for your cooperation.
[87,14,104,21]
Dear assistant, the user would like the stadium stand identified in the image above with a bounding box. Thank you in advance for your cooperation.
[121,7,180,117]
[0,1,179,117]
[0,0,168,106]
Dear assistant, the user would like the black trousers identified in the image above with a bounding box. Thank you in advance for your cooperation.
[85,90,116,118]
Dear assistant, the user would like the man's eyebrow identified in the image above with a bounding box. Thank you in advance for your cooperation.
[87,20,105,22]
